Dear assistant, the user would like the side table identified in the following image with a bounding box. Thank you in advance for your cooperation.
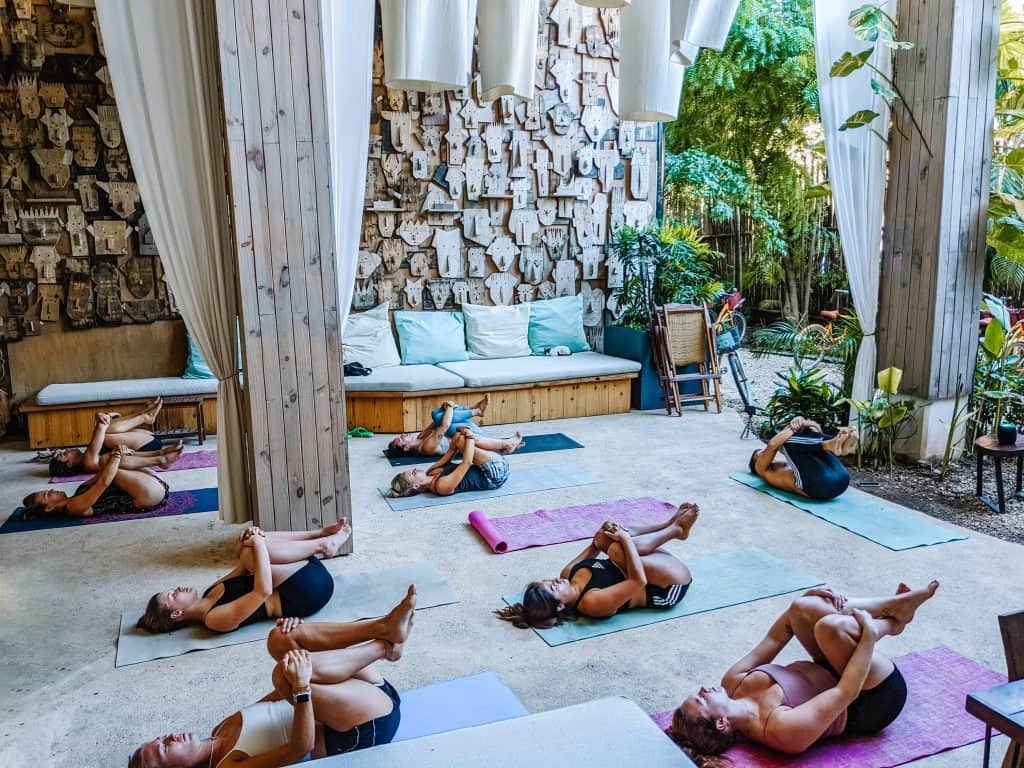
[975,435,1024,514]
[966,678,1024,767]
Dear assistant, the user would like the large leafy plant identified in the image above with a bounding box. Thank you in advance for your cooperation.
[750,312,862,396]
[842,366,919,471]
[971,294,1024,440]
[764,365,846,434]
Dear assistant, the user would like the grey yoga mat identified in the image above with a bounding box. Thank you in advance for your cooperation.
[378,463,602,510]
[115,562,458,667]
[503,548,823,646]
[730,471,968,551]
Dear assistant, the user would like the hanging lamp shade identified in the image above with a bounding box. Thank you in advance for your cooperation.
[683,0,740,50]
[380,0,477,92]
[668,0,699,65]
[617,0,685,122]
[478,0,538,101]
[574,0,631,7]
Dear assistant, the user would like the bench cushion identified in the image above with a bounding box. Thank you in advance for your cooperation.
[36,377,219,406]
[436,352,641,388]
[344,364,465,392]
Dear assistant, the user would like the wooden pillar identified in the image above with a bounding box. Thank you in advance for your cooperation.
[877,0,1000,457]
[215,0,352,539]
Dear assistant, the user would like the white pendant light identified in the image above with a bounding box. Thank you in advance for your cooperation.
[669,0,700,65]
[618,0,686,121]
[575,0,632,7]
[478,0,539,101]
[684,0,741,50]
[380,0,477,92]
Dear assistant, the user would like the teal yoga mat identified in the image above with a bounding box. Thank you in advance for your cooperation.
[504,548,822,646]
[378,463,602,510]
[730,472,967,551]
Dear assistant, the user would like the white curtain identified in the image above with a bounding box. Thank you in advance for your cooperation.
[618,0,686,121]
[322,0,375,329]
[669,0,700,65]
[684,0,741,50]
[478,0,538,101]
[380,0,477,92]
[576,0,631,7]
[814,0,891,400]
[95,0,249,523]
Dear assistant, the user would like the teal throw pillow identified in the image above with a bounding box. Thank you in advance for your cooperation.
[394,311,469,365]
[183,333,216,379]
[528,295,590,354]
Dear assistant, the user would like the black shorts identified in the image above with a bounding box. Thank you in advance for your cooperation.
[322,680,401,754]
[844,665,907,736]
[645,581,690,609]
[276,557,334,617]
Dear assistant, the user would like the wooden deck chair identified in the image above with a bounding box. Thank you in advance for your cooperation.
[999,609,1024,768]
[651,303,722,415]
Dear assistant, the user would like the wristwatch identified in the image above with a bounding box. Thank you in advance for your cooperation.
[293,688,312,704]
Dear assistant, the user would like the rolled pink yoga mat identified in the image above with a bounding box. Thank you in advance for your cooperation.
[468,497,678,554]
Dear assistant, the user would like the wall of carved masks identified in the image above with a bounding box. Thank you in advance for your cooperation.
[358,0,660,351]
[0,0,176,355]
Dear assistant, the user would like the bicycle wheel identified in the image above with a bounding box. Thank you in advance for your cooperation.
[793,324,828,370]
[729,351,756,414]
[732,311,747,344]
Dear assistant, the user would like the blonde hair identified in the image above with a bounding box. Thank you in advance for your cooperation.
[387,471,419,498]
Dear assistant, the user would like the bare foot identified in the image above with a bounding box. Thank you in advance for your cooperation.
[882,580,939,633]
[320,518,353,557]
[472,393,490,417]
[381,585,417,650]
[674,503,700,540]
[500,432,525,454]
[385,611,415,661]
[143,397,164,425]
[159,442,185,468]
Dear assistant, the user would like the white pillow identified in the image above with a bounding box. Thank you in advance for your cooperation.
[462,303,532,359]
[342,302,401,368]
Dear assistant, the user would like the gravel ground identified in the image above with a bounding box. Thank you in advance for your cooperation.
[719,348,1024,545]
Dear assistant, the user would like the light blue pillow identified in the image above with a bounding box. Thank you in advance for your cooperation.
[183,334,216,379]
[528,295,590,354]
[394,311,469,365]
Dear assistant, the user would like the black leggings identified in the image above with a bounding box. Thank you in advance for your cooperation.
[844,665,908,735]
[322,680,401,754]
[781,429,850,500]
[277,557,334,617]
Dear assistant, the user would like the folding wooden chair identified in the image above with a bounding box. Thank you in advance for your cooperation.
[999,609,1024,768]
[651,303,722,416]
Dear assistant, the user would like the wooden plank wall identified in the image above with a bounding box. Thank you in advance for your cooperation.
[878,0,1000,399]
[215,0,352,537]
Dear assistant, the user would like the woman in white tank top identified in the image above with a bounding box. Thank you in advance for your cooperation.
[129,586,417,768]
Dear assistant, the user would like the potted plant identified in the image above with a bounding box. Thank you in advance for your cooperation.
[604,222,725,409]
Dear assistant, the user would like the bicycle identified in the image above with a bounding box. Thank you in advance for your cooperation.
[792,309,841,370]
[714,293,758,438]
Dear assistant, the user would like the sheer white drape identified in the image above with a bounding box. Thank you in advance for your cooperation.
[619,0,686,121]
[322,0,375,330]
[478,0,538,101]
[95,0,249,523]
[684,0,741,50]
[379,0,477,92]
[814,0,892,400]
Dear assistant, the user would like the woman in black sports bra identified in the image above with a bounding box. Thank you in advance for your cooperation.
[497,504,700,629]
[136,521,352,634]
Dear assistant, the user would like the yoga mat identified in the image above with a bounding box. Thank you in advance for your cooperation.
[504,548,822,646]
[385,433,584,466]
[730,472,968,551]
[378,463,602,511]
[304,697,696,767]
[651,646,1004,768]
[1,488,219,535]
[393,671,529,742]
[469,496,677,553]
[115,562,458,667]
[50,449,218,483]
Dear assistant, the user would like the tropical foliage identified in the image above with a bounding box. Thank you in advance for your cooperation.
[763,365,846,435]
[842,367,920,472]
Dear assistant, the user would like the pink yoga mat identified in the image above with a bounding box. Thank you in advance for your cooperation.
[651,646,1003,768]
[468,497,678,553]
[50,449,218,483]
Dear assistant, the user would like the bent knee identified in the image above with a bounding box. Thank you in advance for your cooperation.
[271,662,291,698]
[813,613,855,642]
[790,595,832,620]
[266,626,300,659]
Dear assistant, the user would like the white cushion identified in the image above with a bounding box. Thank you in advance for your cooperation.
[462,303,531,359]
[344,364,464,392]
[436,352,641,387]
[37,377,219,406]
[343,302,401,368]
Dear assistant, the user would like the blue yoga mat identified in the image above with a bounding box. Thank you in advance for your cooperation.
[504,547,822,646]
[378,463,602,510]
[394,671,529,742]
[730,471,968,551]
[385,433,584,466]
[1,487,219,534]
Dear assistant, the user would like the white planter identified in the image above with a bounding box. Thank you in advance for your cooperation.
[478,0,538,101]
[380,0,477,91]
[618,0,686,122]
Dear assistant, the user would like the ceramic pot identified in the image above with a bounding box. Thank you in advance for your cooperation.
[997,422,1018,446]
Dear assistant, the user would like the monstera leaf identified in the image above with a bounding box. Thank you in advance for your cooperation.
[877,366,903,396]
[983,318,1007,358]
[830,49,873,77]
[849,4,895,42]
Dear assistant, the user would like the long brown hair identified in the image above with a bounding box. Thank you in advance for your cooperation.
[494,582,567,628]
[136,593,180,634]
[667,706,739,768]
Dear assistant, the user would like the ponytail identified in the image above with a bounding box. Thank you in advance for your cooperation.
[494,583,565,629]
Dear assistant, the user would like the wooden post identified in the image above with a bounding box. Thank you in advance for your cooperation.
[877,0,1000,458]
[215,0,352,540]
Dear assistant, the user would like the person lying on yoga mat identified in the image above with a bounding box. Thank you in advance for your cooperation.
[750,417,858,501]
[23,446,173,519]
[670,580,940,763]
[496,504,700,628]
[136,522,352,634]
[387,426,518,497]
[385,393,522,458]
[129,586,417,767]
[48,399,184,477]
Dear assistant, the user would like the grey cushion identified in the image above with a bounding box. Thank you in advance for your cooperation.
[344,364,465,392]
[36,377,219,406]
[436,352,641,388]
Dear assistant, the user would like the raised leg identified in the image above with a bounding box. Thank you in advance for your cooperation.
[105,398,162,434]
[243,521,352,562]
[811,612,898,689]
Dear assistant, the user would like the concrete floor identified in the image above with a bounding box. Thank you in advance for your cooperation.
[0,407,1020,767]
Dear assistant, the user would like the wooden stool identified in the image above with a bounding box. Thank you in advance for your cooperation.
[975,435,1024,514]
[153,395,206,445]
[966,678,1024,767]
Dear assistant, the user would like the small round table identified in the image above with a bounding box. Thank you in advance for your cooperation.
[974,434,1024,514]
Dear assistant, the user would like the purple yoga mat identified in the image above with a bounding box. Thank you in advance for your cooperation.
[468,497,677,553]
[50,449,218,483]
[651,646,1004,768]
